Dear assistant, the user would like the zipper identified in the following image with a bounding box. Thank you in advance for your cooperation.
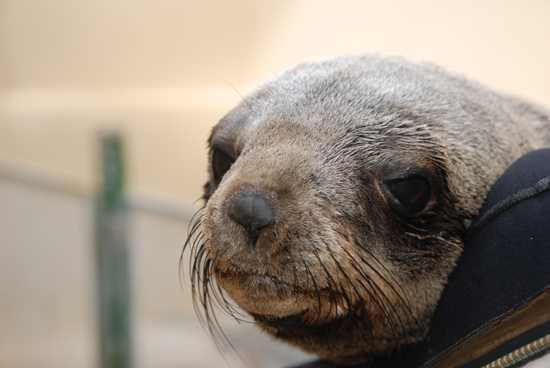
[482,334,550,368]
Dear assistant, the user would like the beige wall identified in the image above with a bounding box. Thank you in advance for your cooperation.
[1,0,549,205]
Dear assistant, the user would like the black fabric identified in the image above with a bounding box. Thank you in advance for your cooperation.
[424,148,550,361]
[289,149,550,368]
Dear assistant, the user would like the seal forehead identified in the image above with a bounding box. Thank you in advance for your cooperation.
[216,55,471,157]
[247,56,446,127]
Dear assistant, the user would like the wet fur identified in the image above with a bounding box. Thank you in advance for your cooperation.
[182,55,550,363]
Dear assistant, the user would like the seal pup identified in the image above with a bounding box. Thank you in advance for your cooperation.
[184,55,550,364]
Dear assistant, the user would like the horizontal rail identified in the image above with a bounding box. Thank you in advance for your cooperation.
[0,163,196,222]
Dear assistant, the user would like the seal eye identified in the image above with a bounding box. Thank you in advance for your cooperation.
[212,147,235,184]
[384,175,432,217]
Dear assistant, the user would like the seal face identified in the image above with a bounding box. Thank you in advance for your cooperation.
[185,55,549,363]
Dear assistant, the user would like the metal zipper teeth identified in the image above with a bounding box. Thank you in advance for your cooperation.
[482,334,550,368]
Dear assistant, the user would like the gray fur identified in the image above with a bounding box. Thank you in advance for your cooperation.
[193,55,550,363]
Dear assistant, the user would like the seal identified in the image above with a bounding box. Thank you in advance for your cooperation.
[183,55,550,364]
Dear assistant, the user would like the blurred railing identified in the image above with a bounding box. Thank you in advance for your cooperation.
[0,156,194,222]
[0,132,194,368]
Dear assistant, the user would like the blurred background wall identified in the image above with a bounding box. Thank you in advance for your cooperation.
[0,1,549,367]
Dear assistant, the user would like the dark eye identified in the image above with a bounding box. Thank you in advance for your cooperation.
[384,175,432,217]
[212,146,235,184]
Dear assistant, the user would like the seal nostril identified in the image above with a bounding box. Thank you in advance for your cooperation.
[228,192,275,245]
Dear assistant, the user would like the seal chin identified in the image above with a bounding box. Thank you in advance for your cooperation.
[215,268,361,327]
[252,311,309,330]
[253,308,360,333]
[214,270,313,317]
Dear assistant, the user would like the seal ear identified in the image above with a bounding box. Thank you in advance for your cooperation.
[383,175,432,217]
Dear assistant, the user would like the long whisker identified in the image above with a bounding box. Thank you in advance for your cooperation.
[302,258,323,322]
[328,225,415,335]
[339,245,408,337]
[353,241,417,328]
[180,207,249,361]
[311,248,341,322]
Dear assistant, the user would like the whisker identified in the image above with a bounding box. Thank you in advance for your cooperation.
[354,242,417,328]
[302,258,322,323]
[311,248,340,322]
[181,206,248,361]
[339,245,406,337]
[353,247,415,335]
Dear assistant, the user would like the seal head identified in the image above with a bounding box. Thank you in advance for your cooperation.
[187,55,548,363]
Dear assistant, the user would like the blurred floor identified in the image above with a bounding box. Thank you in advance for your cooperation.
[0,179,309,367]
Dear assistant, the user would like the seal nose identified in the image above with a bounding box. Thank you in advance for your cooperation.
[228,192,275,245]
